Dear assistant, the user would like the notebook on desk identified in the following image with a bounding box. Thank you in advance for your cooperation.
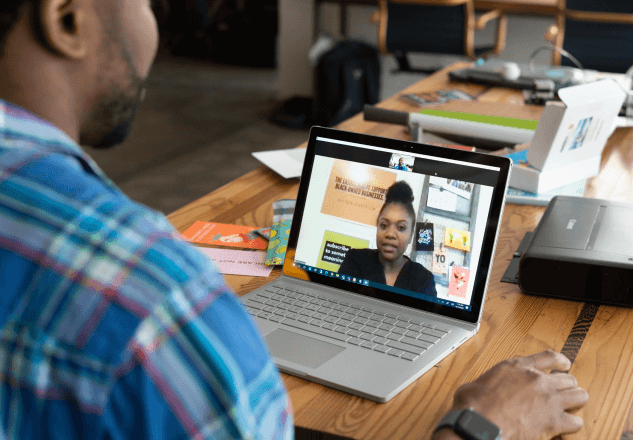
[241,127,512,402]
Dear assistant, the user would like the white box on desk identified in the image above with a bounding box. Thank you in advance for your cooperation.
[507,79,626,194]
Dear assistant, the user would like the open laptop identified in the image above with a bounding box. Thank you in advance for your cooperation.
[241,127,512,402]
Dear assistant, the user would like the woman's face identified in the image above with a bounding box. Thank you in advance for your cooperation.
[376,203,414,263]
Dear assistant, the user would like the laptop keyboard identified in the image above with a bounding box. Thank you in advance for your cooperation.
[242,284,451,362]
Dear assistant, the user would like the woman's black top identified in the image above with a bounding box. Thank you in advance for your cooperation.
[338,249,437,297]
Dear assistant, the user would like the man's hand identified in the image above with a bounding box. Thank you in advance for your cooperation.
[433,350,589,440]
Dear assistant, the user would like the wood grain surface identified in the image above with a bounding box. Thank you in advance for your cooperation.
[167,63,633,440]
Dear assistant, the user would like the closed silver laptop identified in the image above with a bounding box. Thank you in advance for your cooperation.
[241,127,512,402]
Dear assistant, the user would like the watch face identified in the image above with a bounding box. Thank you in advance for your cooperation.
[457,408,501,440]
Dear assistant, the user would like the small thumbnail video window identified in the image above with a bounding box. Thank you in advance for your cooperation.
[389,153,414,172]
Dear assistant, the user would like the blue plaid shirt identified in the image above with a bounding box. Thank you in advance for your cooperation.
[0,100,292,440]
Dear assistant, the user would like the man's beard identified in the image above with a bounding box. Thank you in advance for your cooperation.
[84,82,146,150]
[80,44,147,150]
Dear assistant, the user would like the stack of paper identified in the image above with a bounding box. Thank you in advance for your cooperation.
[181,221,273,277]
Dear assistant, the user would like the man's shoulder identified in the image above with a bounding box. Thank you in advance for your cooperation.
[0,145,202,271]
[0,145,229,359]
[0,141,111,207]
[0,144,246,414]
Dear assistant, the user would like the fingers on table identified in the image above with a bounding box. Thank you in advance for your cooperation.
[549,372,578,390]
[554,411,585,435]
[549,385,589,437]
[558,387,590,410]
[520,350,572,372]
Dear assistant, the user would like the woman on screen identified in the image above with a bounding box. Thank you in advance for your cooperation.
[338,181,437,297]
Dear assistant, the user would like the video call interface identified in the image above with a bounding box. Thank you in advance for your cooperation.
[292,137,500,312]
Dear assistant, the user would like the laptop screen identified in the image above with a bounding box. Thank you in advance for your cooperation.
[283,127,511,323]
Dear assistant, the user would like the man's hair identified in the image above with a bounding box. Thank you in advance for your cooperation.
[0,0,60,58]
[0,0,127,57]
[0,1,33,55]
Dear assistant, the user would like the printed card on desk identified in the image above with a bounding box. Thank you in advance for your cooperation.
[198,248,273,277]
[182,221,267,250]
[254,227,272,240]
[266,219,291,266]
[265,199,296,266]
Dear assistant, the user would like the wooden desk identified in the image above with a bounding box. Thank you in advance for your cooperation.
[168,63,633,440]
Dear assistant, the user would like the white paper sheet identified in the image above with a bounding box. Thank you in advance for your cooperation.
[198,248,273,277]
[252,148,307,179]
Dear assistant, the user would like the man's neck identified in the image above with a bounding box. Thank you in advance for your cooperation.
[0,77,80,144]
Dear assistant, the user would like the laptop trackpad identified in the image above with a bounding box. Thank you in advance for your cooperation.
[265,329,345,369]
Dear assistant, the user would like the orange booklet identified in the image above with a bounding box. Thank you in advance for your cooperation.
[182,221,267,250]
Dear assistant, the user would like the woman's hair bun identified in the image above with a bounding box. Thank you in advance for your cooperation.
[385,181,414,205]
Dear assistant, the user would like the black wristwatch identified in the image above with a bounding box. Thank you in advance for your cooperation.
[433,407,502,440]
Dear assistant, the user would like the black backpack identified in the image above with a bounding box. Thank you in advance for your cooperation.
[314,40,381,127]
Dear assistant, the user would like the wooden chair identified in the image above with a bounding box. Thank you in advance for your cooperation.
[371,0,507,74]
[546,0,633,73]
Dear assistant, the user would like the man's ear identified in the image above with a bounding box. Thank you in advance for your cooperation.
[39,0,88,59]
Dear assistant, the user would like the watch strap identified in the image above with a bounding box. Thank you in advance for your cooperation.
[435,409,463,433]
[433,408,501,440]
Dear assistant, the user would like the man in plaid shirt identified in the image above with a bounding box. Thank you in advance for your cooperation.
[0,1,588,439]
